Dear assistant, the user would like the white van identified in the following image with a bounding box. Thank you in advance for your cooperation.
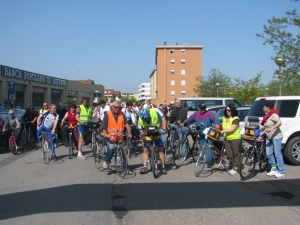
[178,97,243,118]
[244,96,300,165]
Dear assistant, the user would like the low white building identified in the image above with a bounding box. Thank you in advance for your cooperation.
[138,83,150,103]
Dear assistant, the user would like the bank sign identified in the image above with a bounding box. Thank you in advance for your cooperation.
[1,65,68,87]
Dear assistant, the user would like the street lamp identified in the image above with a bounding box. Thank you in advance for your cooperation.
[265,87,269,97]
[275,57,284,96]
[215,82,220,97]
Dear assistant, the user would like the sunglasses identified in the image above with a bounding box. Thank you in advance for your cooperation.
[43,105,48,106]
[226,109,231,112]
[112,106,120,110]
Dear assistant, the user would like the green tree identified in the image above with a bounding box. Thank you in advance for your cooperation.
[256,6,300,92]
[232,72,264,105]
[193,69,232,97]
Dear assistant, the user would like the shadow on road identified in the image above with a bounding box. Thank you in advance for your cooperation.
[0,178,300,221]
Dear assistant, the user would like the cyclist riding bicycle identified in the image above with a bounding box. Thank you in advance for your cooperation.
[37,104,59,159]
[138,104,167,174]
[2,110,20,151]
[183,103,216,167]
[61,103,79,147]
[169,99,188,144]
[22,106,38,143]
[100,100,133,175]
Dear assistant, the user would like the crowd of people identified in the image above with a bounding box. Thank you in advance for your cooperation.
[1,98,285,178]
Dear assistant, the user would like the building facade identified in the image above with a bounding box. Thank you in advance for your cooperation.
[149,69,158,101]
[138,83,150,103]
[153,43,203,104]
[0,64,104,109]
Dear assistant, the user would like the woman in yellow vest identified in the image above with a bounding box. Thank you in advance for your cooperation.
[220,104,241,175]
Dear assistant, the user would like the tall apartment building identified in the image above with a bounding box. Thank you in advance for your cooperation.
[138,83,150,103]
[153,42,203,104]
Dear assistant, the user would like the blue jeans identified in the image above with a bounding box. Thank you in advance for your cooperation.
[104,139,127,164]
[169,124,183,142]
[266,138,285,174]
[199,135,212,162]
[37,125,55,155]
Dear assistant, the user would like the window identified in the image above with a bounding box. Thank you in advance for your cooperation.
[171,70,175,75]
[181,49,185,54]
[181,80,186,85]
[170,49,175,54]
[171,59,175,64]
[181,59,185,64]
[181,70,186,75]
[171,91,175,96]
[171,80,175,85]
[279,100,300,117]
[181,91,186,96]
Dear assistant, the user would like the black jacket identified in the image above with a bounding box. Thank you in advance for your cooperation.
[169,106,188,123]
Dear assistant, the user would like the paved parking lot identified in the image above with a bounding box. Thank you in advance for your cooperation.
[0,142,300,225]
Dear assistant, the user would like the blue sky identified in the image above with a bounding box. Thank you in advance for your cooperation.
[0,0,298,93]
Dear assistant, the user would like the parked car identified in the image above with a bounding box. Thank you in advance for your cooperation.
[244,96,300,165]
[0,109,26,136]
[207,105,226,116]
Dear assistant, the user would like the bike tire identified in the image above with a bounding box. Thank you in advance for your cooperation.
[69,133,74,159]
[151,146,159,178]
[22,129,28,146]
[126,137,132,158]
[191,139,200,162]
[115,147,127,178]
[42,139,52,164]
[194,146,208,177]
[29,133,36,147]
[259,144,268,172]
[9,137,18,155]
[239,147,257,180]
[173,139,188,167]
[95,142,107,170]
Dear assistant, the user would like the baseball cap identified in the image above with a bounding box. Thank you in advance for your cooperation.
[199,104,207,109]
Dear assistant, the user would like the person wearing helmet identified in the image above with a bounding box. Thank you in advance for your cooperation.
[2,110,20,151]
[138,103,167,174]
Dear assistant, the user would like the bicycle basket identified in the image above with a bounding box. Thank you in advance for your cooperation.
[89,119,101,129]
[207,127,220,141]
[244,126,259,138]
[146,126,159,136]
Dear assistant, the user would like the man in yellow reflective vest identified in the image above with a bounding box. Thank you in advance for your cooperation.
[76,97,93,160]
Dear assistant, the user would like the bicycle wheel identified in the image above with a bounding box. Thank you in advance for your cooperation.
[258,145,268,172]
[151,146,159,178]
[42,139,52,164]
[173,139,188,167]
[194,146,208,177]
[115,147,127,178]
[125,137,132,158]
[69,133,74,159]
[29,132,36,147]
[95,142,107,170]
[9,136,18,155]
[191,139,200,162]
[239,147,256,180]
[22,129,28,146]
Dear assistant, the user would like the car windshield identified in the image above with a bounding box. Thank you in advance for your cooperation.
[247,100,275,117]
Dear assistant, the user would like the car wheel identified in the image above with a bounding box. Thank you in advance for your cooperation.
[283,136,300,165]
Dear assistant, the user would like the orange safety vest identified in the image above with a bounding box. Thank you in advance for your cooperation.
[106,110,125,142]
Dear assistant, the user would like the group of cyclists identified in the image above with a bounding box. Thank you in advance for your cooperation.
[1,97,285,179]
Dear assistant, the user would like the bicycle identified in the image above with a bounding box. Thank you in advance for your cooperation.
[165,123,180,156]
[7,129,19,155]
[173,124,201,167]
[89,119,102,157]
[94,133,107,170]
[194,126,221,177]
[239,133,268,180]
[68,125,78,159]
[107,134,128,178]
[141,126,164,178]
[124,124,137,158]
[20,121,36,150]
[39,131,54,164]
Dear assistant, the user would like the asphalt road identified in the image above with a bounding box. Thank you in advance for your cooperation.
[0,142,300,225]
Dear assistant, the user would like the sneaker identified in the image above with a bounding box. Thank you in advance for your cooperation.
[54,143,57,148]
[275,173,285,178]
[267,170,279,176]
[139,167,148,174]
[52,155,58,160]
[103,161,109,169]
[229,169,238,175]
[161,168,167,174]
[76,154,86,160]
[126,169,134,175]
[207,161,212,168]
